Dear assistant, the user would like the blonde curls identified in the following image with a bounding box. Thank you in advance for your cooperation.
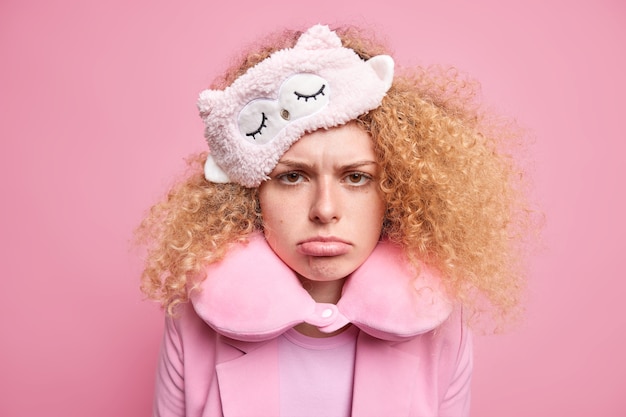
[137,25,533,325]
[136,154,261,315]
[360,69,530,326]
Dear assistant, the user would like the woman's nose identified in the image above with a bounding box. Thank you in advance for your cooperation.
[309,177,341,223]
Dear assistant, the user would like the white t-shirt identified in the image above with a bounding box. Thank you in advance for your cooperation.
[278,325,359,417]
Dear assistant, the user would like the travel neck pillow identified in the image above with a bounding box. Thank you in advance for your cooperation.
[191,233,453,342]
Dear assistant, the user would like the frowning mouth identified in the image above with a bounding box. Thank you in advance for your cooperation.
[297,236,352,257]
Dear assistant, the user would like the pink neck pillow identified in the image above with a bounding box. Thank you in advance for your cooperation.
[191,233,453,342]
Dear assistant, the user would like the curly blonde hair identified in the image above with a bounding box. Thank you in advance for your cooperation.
[136,25,534,327]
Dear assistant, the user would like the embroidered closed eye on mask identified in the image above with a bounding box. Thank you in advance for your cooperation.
[197,24,394,187]
[190,233,453,342]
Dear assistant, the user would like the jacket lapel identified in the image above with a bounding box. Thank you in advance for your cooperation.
[215,338,281,417]
[214,331,423,417]
[351,332,421,416]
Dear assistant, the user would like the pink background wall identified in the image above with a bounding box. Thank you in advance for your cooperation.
[1,0,624,415]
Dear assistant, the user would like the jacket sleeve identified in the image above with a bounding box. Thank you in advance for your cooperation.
[438,321,473,417]
[153,315,186,417]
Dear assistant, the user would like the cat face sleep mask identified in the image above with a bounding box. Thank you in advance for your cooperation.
[197,24,395,187]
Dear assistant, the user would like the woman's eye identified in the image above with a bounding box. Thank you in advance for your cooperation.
[345,172,371,185]
[278,172,304,184]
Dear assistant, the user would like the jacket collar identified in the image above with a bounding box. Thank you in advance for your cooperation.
[215,337,281,417]
[215,331,421,417]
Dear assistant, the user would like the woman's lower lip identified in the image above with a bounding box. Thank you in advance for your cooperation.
[297,241,351,257]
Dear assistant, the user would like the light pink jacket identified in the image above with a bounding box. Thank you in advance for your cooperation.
[152,303,472,417]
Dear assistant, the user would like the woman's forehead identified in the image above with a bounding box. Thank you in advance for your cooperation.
[279,124,376,163]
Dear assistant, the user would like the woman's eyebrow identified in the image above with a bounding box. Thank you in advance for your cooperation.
[274,159,379,171]
[273,159,314,170]
[338,160,379,171]
[278,158,378,168]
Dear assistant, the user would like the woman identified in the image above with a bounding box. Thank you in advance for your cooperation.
[138,24,529,416]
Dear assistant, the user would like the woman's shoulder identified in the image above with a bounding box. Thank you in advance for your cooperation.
[387,306,470,360]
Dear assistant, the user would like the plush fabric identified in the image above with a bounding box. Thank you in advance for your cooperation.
[196,24,394,187]
[190,233,453,342]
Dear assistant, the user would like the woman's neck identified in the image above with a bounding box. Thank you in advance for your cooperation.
[298,275,346,304]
